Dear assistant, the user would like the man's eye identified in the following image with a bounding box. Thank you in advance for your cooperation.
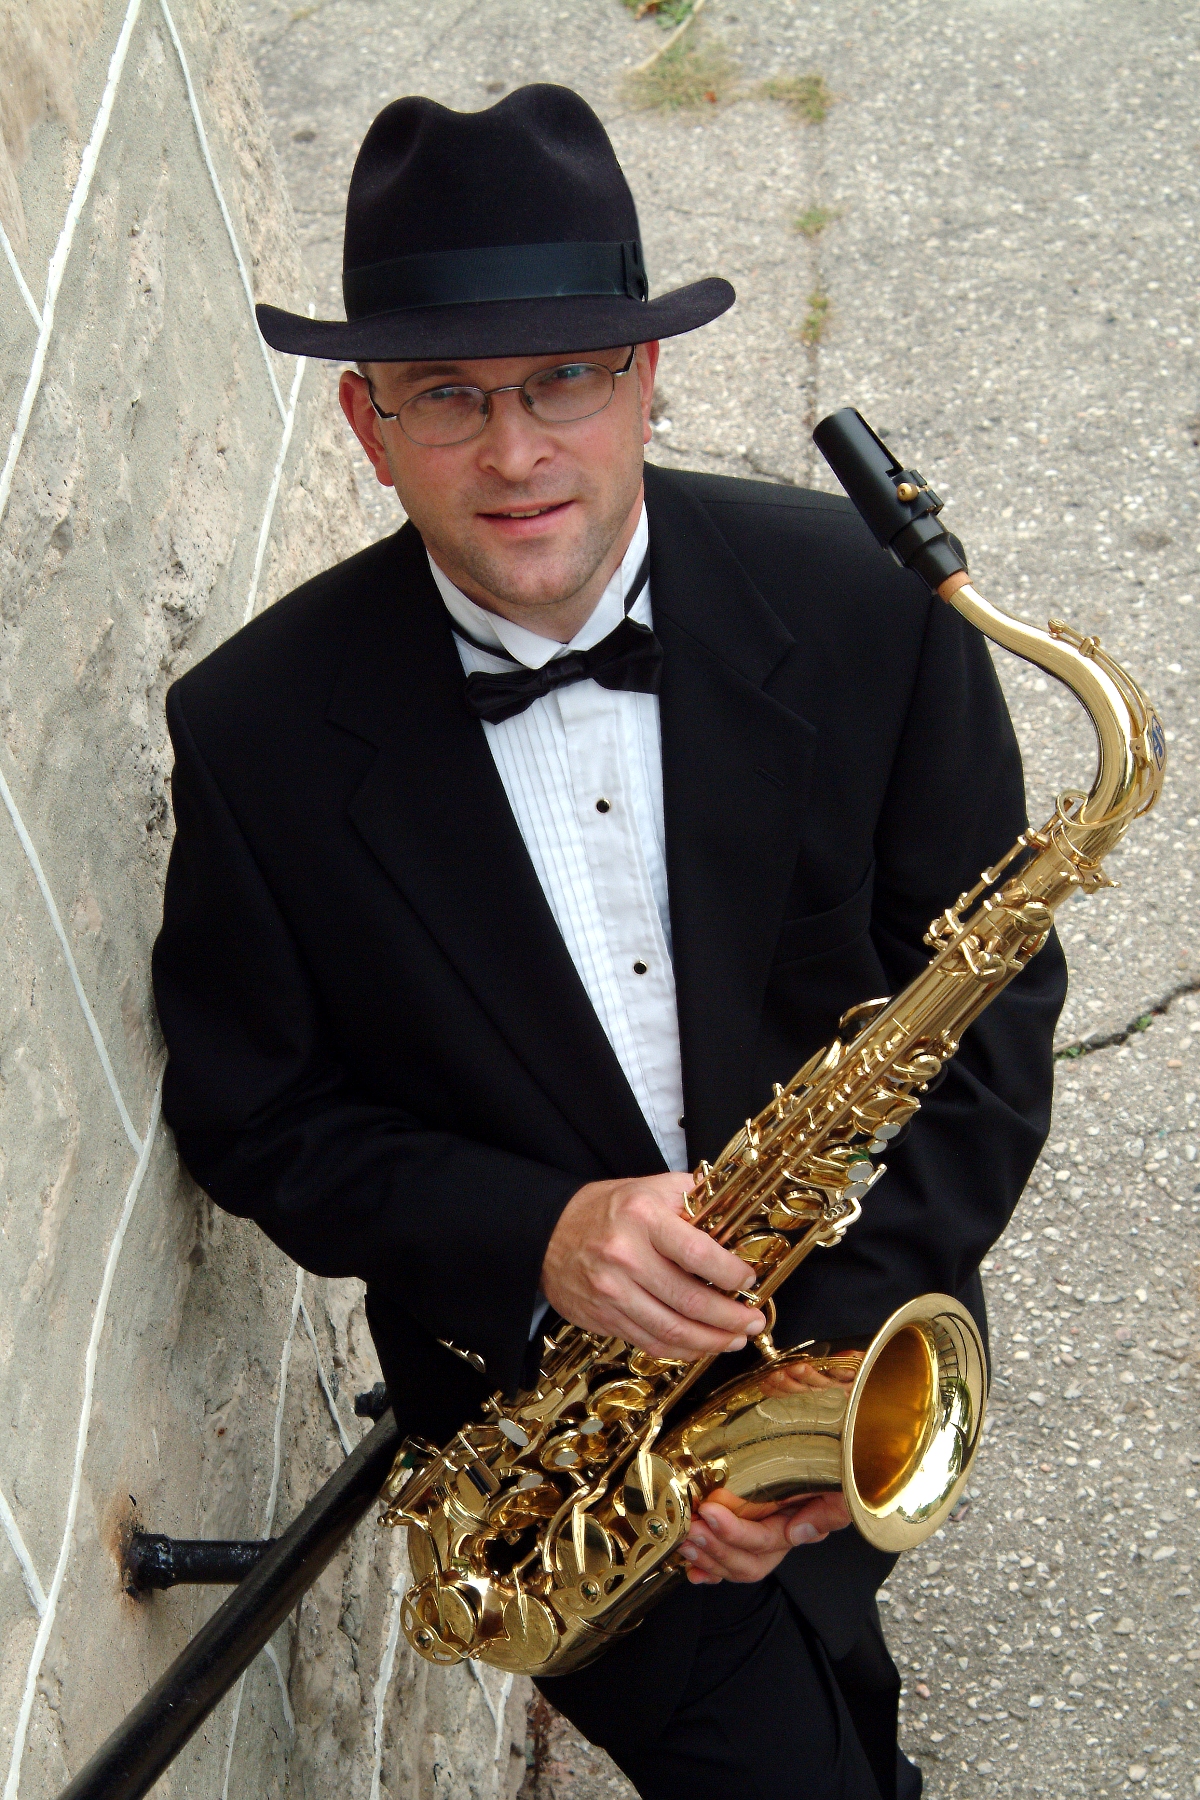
[425,386,474,404]
[537,364,592,387]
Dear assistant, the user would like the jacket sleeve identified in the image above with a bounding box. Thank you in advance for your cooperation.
[152,684,578,1395]
[801,590,1067,1345]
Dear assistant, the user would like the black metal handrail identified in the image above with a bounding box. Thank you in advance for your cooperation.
[55,1409,401,1800]
[125,1534,274,1590]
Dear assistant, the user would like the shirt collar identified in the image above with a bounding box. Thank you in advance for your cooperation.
[428,504,650,671]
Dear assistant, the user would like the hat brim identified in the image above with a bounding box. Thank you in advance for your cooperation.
[255,277,734,362]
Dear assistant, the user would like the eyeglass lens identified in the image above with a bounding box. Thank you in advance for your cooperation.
[399,361,620,446]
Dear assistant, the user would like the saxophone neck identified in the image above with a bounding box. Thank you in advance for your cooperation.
[809,407,1166,852]
[937,571,1166,845]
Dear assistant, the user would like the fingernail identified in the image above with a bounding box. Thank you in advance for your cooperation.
[746,1312,766,1334]
[689,1530,709,1550]
[726,1336,747,1353]
[698,1506,720,1526]
[789,1521,819,1546]
[679,1544,698,1562]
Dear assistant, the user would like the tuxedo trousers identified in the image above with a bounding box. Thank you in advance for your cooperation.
[537,1580,922,1800]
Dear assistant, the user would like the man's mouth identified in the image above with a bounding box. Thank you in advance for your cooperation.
[480,501,570,520]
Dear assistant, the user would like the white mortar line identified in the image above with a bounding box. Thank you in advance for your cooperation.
[263,1640,295,1735]
[3,1070,162,1800]
[0,225,41,331]
[264,1269,304,1534]
[469,1662,514,1781]
[217,1672,248,1799]
[242,354,307,627]
[0,765,142,1154]
[494,1672,514,1776]
[298,1296,353,1458]
[0,0,145,1163]
[370,1577,406,1800]
[0,1487,46,1618]
[156,0,286,423]
[219,1266,305,1798]
[0,0,144,532]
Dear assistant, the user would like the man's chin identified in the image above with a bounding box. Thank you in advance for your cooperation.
[457,535,600,615]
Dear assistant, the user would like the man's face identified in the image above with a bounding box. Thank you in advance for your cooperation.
[339,341,658,622]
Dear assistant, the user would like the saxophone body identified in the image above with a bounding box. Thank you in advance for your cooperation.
[381,411,1166,1678]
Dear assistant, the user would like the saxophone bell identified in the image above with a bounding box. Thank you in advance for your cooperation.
[659,1294,986,1554]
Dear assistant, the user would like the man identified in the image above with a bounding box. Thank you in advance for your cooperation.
[152,85,1065,1799]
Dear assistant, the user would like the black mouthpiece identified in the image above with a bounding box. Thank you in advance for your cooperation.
[812,408,968,592]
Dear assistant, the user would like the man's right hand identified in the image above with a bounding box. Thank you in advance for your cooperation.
[540,1173,767,1359]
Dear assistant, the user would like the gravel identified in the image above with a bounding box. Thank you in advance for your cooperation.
[238,3,1200,1793]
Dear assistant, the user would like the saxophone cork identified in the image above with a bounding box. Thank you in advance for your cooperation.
[381,411,1167,1680]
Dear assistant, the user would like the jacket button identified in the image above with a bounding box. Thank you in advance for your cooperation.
[633,960,648,975]
[595,797,611,813]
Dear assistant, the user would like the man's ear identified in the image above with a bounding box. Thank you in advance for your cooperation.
[636,340,661,449]
[338,367,396,489]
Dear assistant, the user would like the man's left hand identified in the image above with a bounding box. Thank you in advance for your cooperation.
[679,1488,852,1584]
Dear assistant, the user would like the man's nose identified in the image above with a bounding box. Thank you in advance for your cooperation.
[475,387,553,478]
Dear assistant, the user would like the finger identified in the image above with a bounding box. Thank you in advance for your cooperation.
[604,1286,757,1360]
[777,1493,851,1537]
[650,1208,761,1296]
[702,1488,848,1538]
[558,1267,743,1358]
[684,1562,723,1584]
[697,1504,799,1555]
[679,1542,730,1582]
[639,1252,766,1338]
[684,1533,788,1583]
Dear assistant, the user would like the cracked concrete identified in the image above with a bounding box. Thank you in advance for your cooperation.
[1058,981,1200,1061]
[236,3,1199,1794]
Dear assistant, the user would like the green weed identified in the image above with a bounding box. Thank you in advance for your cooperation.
[761,72,835,125]
[792,205,841,239]
[796,291,832,347]
[622,0,699,23]
[624,34,738,111]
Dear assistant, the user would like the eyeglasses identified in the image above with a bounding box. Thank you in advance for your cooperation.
[367,347,637,447]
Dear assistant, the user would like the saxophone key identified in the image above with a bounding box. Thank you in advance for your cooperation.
[588,1376,655,1422]
[553,1512,623,1614]
[402,1575,477,1662]
[765,1188,823,1230]
[485,1478,562,1534]
[730,1229,793,1275]
[474,1590,560,1672]
[616,1451,689,1565]
[540,1426,611,1472]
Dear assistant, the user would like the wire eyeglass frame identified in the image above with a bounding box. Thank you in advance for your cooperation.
[366,346,637,446]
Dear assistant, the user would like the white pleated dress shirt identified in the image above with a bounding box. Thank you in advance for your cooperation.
[429,506,688,1175]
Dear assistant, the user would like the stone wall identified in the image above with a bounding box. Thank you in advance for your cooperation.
[0,3,526,1794]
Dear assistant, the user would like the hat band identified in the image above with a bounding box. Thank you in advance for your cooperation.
[342,239,648,318]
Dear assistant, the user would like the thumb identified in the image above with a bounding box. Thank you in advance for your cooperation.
[787,1516,823,1546]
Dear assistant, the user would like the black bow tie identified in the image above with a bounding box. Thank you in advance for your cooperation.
[457,552,661,725]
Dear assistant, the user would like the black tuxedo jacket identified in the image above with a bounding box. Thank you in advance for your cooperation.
[152,463,1065,1676]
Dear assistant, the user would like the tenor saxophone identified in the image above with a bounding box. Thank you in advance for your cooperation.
[381,410,1166,1678]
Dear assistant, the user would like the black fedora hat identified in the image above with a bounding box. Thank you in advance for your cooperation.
[256,84,735,362]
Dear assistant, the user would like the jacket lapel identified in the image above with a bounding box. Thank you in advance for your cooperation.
[327,525,666,1176]
[644,466,817,1165]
